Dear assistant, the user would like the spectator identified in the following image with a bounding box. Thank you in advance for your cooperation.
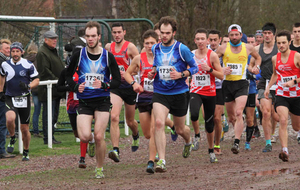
[0,39,15,159]
[25,42,42,138]
[36,30,65,144]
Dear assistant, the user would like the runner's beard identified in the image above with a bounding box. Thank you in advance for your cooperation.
[162,36,174,46]
[230,39,240,45]
[87,41,98,49]
[115,38,124,44]
[13,56,21,63]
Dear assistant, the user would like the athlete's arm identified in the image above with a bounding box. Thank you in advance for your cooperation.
[124,55,143,93]
[284,52,300,87]
[0,75,5,92]
[29,78,39,89]
[248,44,261,74]
[127,43,139,60]
[264,55,277,98]
[107,52,121,89]
[210,51,224,80]
[104,43,111,51]
[66,51,80,92]
[57,68,71,92]
[215,43,226,58]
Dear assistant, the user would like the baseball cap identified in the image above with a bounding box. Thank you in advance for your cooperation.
[10,42,23,51]
[228,24,242,33]
[44,30,58,39]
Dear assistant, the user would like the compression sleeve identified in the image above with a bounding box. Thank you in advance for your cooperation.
[66,51,80,92]
[180,44,199,75]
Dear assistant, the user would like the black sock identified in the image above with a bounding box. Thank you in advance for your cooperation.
[246,126,254,142]
[132,131,139,140]
[208,148,214,154]
[148,160,154,165]
[113,147,119,154]
[171,126,175,131]
[234,139,240,145]
[195,133,200,138]
[23,149,29,156]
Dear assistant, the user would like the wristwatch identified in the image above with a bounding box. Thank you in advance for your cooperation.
[130,81,136,86]
[208,68,213,73]
[28,84,31,90]
[256,65,260,70]
[181,72,185,78]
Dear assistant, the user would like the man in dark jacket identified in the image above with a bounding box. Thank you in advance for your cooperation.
[0,39,15,158]
[36,30,65,144]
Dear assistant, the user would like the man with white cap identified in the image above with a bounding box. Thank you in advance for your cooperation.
[0,42,39,160]
[216,24,261,154]
[36,30,65,145]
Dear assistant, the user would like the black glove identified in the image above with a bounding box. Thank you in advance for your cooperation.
[0,92,5,102]
[19,81,29,91]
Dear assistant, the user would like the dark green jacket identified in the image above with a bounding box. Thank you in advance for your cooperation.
[36,42,65,102]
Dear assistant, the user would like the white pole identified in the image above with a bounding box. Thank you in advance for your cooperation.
[47,83,53,148]
[39,80,58,149]
[18,116,23,154]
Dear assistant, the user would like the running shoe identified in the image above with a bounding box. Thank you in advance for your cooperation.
[155,159,166,173]
[231,143,239,154]
[253,129,261,138]
[22,154,29,161]
[209,153,218,163]
[279,151,289,162]
[146,161,155,174]
[192,137,200,151]
[108,150,120,162]
[271,136,276,143]
[182,143,192,158]
[170,128,178,141]
[245,142,251,150]
[131,136,140,152]
[262,144,272,152]
[95,168,105,179]
[7,137,16,153]
[154,153,159,162]
[297,132,300,144]
[78,157,86,169]
[88,133,95,157]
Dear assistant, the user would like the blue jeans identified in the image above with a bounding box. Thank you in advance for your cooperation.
[32,94,41,134]
[42,98,60,142]
[0,101,7,154]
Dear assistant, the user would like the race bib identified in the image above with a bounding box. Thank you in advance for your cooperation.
[227,63,243,75]
[85,73,104,88]
[266,79,277,91]
[118,65,125,72]
[158,66,175,81]
[144,78,154,92]
[281,75,297,84]
[193,74,211,86]
[12,96,27,108]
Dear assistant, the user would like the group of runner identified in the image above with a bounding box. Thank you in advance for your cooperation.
[2,17,300,179]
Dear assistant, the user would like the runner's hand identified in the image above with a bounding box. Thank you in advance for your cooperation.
[132,83,144,93]
[170,68,180,80]
[78,82,86,93]
[148,70,155,80]
[92,78,102,89]
[283,80,295,88]
[223,67,232,75]
[19,81,28,91]
[264,88,270,99]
